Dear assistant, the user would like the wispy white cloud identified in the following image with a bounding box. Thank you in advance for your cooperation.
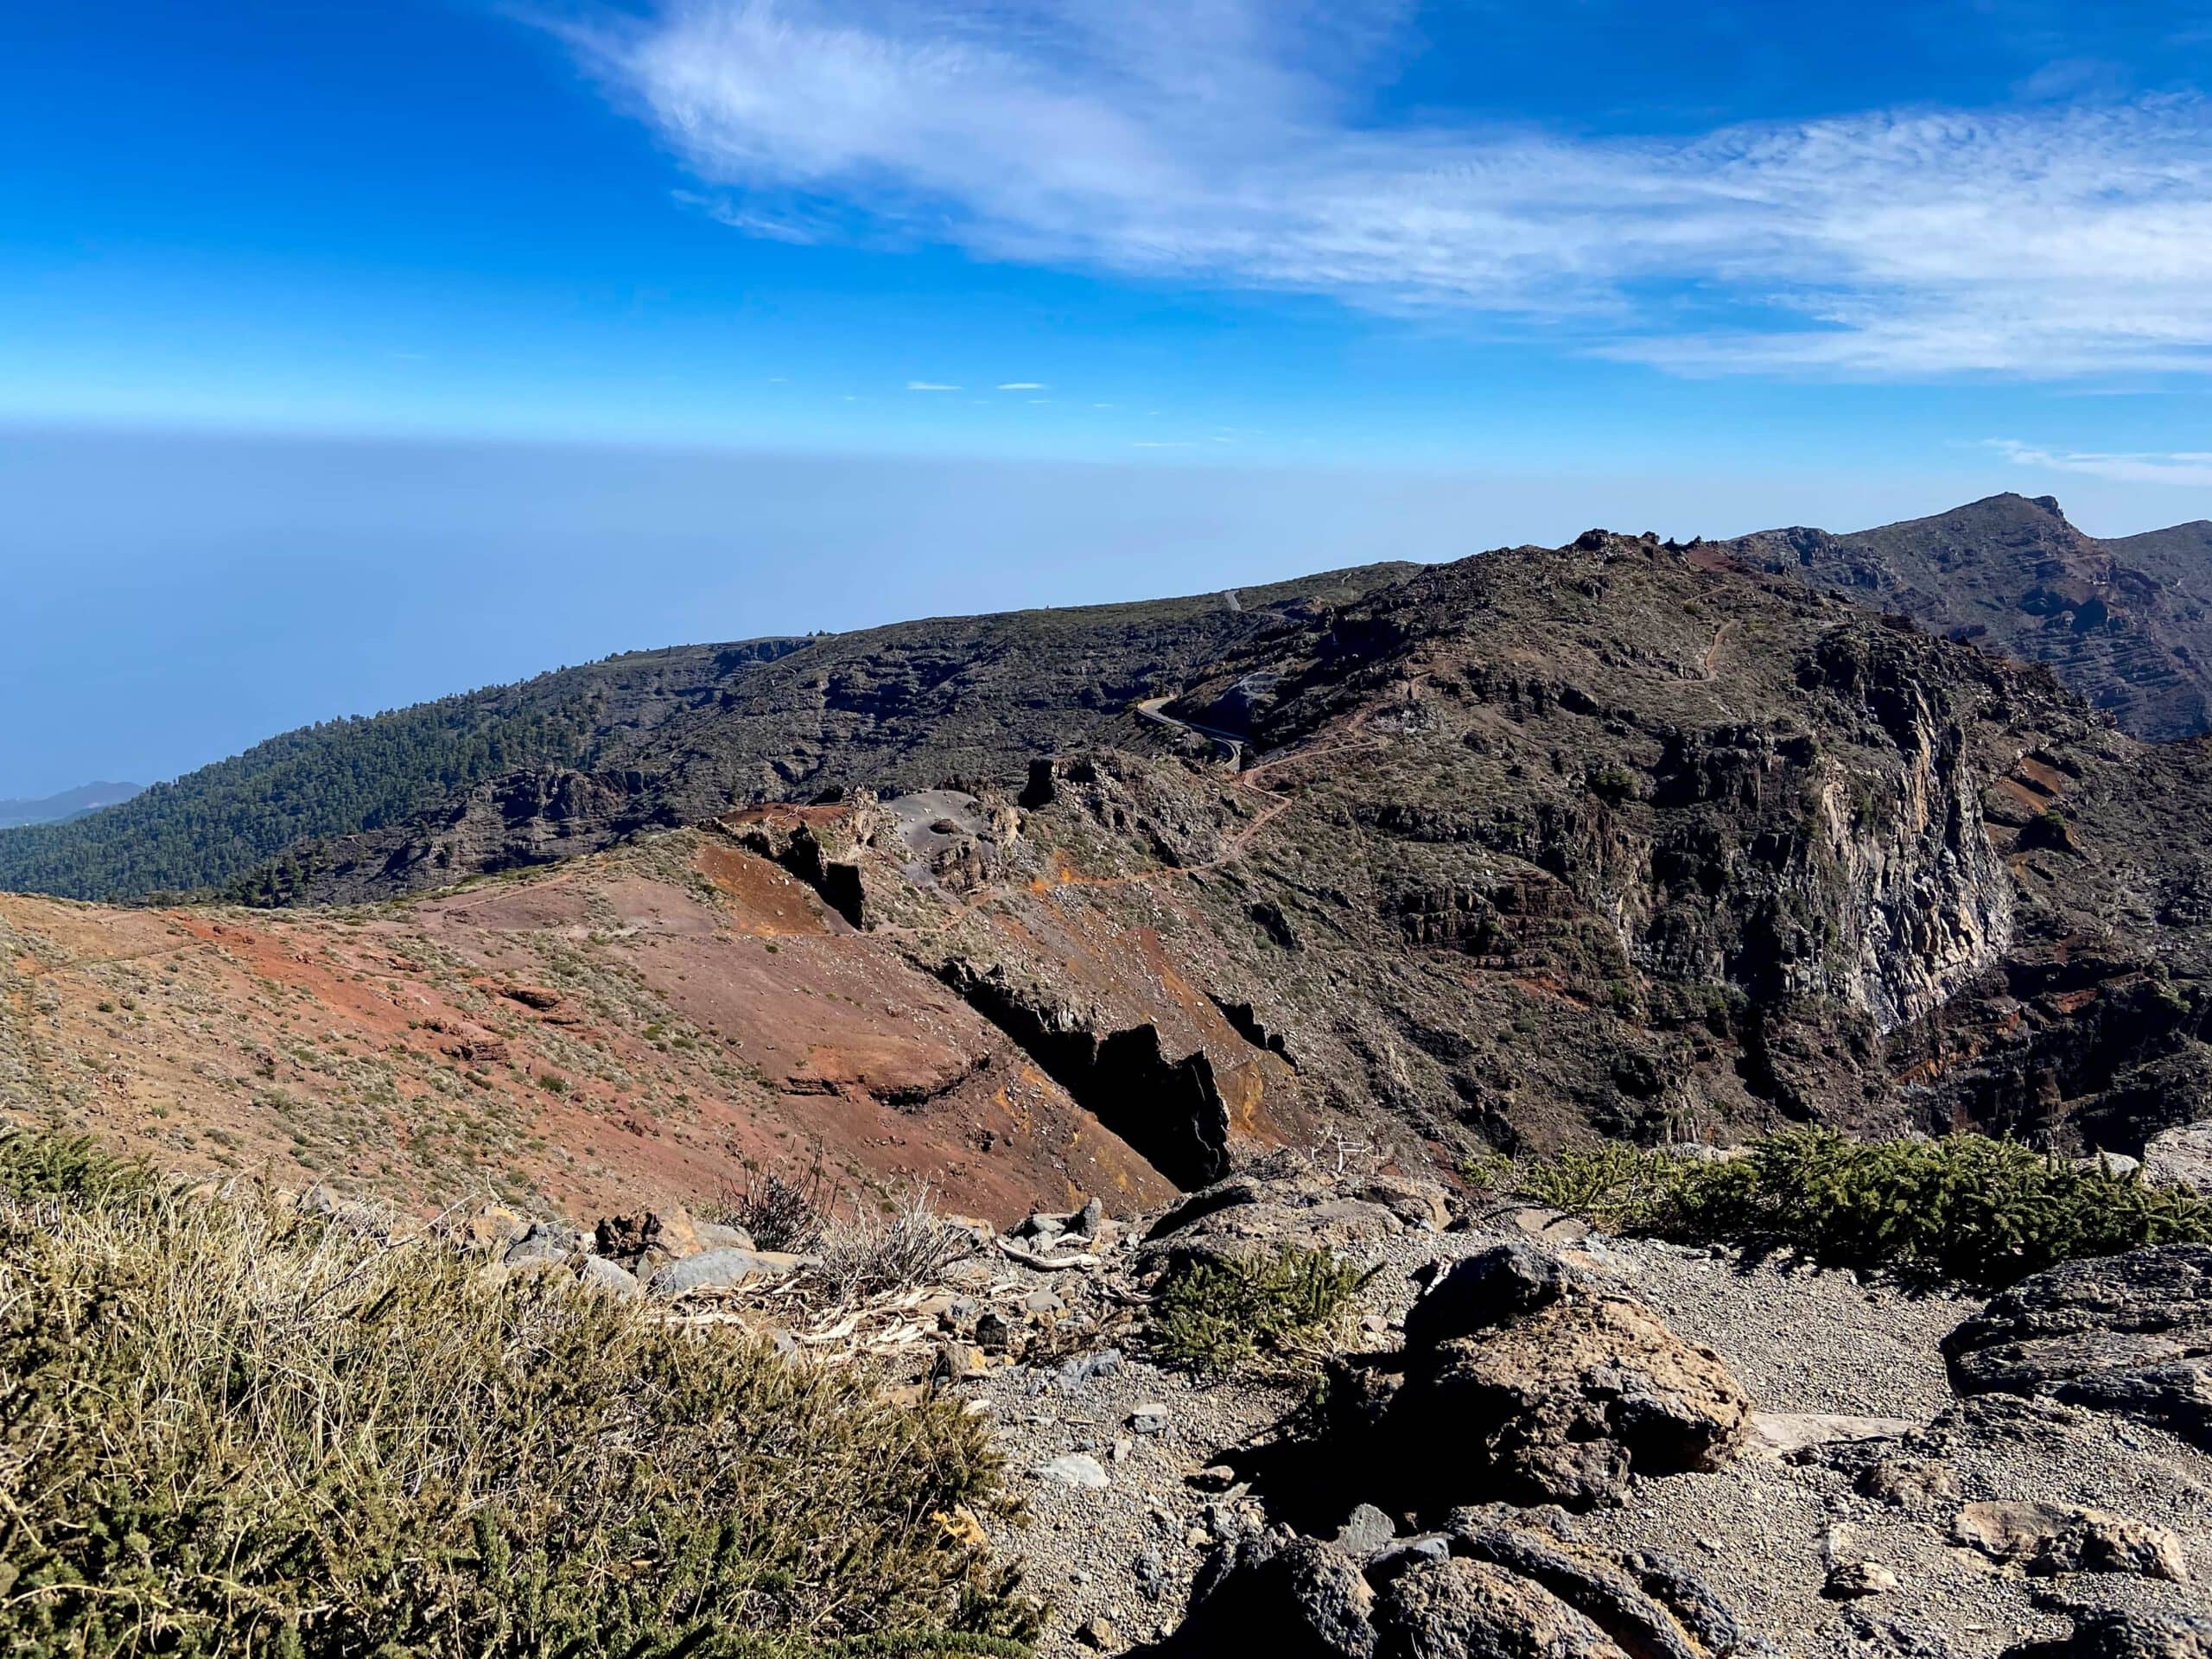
[1989,438,2212,486]
[566,2,2212,379]
[906,380,961,391]
[996,381,1046,390]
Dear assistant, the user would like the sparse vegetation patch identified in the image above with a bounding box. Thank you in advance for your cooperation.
[1516,1128,2212,1287]
[1149,1244,1375,1375]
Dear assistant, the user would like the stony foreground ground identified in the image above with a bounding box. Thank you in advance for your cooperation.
[897,1187,2212,1657]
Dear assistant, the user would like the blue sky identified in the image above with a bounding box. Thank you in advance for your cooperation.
[7,1,2212,795]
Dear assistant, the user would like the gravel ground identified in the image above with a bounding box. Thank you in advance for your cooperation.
[950,1218,2212,1656]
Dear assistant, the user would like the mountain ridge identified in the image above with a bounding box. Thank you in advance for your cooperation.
[1725,491,2212,741]
[0,567,1416,903]
[0,781,142,830]
[11,524,2212,1226]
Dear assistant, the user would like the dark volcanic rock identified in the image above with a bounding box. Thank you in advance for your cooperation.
[2006,1606,2212,1659]
[1726,493,2212,741]
[1400,1240,1575,1353]
[1155,1519,1742,1659]
[1162,1534,1376,1657]
[1942,1244,2212,1447]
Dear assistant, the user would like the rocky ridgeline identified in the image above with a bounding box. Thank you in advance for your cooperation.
[274,1150,2212,1657]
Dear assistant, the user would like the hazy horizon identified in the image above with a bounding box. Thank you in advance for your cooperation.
[10,422,2212,801]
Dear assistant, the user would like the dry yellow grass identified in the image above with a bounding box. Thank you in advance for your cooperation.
[0,1131,1036,1657]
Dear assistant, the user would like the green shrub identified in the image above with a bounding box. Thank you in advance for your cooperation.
[0,1146,1036,1658]
[1516,1129,2212,1288]
[1150,1246,1376,1375]
[0,1122,154,1206]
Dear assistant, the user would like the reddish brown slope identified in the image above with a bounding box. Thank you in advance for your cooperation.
[0,832,1175,1224]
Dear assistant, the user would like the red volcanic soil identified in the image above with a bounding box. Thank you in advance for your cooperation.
[0,831,1175,1225]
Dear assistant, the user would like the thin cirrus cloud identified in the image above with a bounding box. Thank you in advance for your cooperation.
[563,1,2212,381]
[996,382,1046,391]
[1989,439,2212,486]
[906,380,962,391]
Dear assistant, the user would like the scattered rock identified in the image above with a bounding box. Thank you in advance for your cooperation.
[594,1209,702,1268]
[1855,1455,1962,1510]
[1035,1453,1111,1490]
[1129,1402,1171,1435]
[499,1251,640,1300]
[693,1220,756,1252]
[502,1221,586,1264]
[499,984,564,1011]
[933,1342,989,1382]
[1355,1175,1453,1233]
[575,1254,643,1299]
[1951,1499,2189,1580]
[1076,1615,1116,1649]
[1332,1503,1397,1560]
[1824,1560,1898,1599]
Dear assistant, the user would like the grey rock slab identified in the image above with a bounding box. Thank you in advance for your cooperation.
[1746,1411,1919,1459]
[1034,1452,1111,1490]
[643,1247,812,1299]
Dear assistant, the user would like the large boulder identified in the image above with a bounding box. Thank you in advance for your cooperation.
[2145,1122,2212,1195]
[1389,1292,1753,1509]
[1942,1244,2212,1448]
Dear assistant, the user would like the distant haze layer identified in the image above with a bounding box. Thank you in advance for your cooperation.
[8,424,2212,798]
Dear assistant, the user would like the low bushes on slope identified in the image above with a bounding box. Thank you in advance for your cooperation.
[1149,1245,1377,1375]
[0,1129,1034,1658]
[1515,1128,2212,1289]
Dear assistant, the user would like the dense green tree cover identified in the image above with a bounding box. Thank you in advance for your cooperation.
[0,686,603,900]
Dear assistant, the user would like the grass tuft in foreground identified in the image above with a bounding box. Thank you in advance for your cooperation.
[1149,1245,1376,1375]
[1516,1128,2212,1288]
[0,1129,1036,1658]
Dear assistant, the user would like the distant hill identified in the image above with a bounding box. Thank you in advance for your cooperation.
[0,567,1414,903]
[0,782,142,829]
[1725,493,2212,741]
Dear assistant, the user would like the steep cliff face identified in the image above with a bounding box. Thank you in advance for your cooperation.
[1797,636,2016,1031]
[682,531,2199,1170]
